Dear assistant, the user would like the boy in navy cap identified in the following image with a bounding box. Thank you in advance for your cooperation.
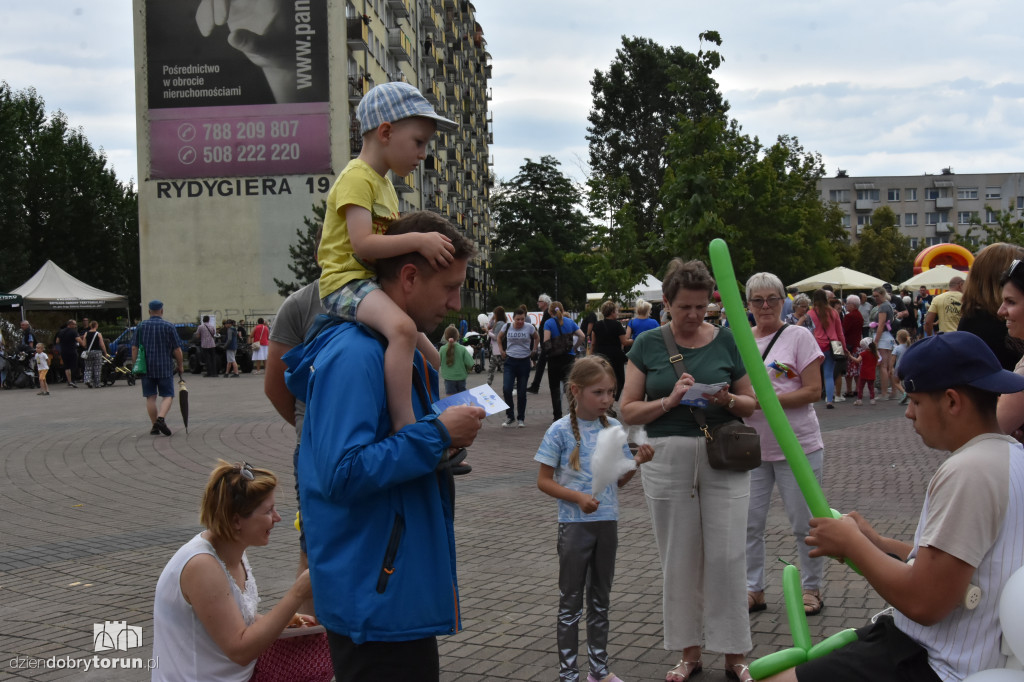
[318,81,458,435]
[762,331,1024,682]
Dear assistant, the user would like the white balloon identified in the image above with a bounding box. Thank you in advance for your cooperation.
[1000,568,1024,662]
[962,670,1024,682]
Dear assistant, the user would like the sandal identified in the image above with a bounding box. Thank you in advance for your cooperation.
[666,659,702,682]
[747,590,766,613]
[803,589,823,616]
[725,663,753,682]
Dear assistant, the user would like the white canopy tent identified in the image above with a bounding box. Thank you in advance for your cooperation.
[789,267,886,294]
[587,274,664,303]
[10,261,130,320]
[899,265,968,290]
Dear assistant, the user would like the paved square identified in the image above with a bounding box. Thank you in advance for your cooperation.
[0,370,934,680]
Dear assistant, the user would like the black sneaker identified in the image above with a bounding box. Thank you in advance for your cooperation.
[155,417,172,436]
[526,387,539,394]
[150,423,161,435]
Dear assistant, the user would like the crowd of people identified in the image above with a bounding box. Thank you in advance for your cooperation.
[80,73,1024,682]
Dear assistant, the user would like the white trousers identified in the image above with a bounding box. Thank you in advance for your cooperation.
[641,435,752,654]
[745,450,825,593]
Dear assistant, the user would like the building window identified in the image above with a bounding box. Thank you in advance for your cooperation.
[957,211,977,225]
[925,188,949,200]
[986,187,1002,199]
[957,188,978,200]
[1017,196,1023,210]
[840,214,851,229]
[925,212,949,225]
[857,214,872,227]
[909,237,919,250]
[985,209,1001,223]
[857,189,880,201]
[905,188,917,201]
[926,236,950,246]
[905,213,918,226]
[887,189,901,201]
[829,189,850,203]
[893,213,901,227]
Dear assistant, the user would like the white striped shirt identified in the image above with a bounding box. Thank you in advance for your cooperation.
[894,433,1024,681]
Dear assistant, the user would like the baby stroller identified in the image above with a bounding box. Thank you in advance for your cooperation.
[101,345,136,386]
[2,350,37,389]
[461,332,487,373]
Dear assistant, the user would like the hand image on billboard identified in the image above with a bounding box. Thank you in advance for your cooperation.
[194,0,297,102]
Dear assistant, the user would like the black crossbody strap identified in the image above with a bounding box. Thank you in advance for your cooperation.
[761,324,788,361]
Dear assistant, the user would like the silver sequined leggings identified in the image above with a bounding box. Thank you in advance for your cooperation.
[556,520,617,682]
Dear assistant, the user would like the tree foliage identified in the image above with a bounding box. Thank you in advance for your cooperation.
[853,206,915,283]
[489,156,595,309]
[587,33,726,251]
[275,201,325,296]
[0,82,139,311]
[583,35,847,297]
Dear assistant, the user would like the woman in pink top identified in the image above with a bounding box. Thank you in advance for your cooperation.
[807,289,844,408]
[251,318,270,374]
[743,273,826,617]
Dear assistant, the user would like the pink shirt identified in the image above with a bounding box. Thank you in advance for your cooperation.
[808,308,843,351]
[745,324,824,461]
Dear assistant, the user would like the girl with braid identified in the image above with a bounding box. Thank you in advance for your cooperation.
[534,356,654,682]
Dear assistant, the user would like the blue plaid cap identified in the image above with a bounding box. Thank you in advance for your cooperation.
[356,82,457,135]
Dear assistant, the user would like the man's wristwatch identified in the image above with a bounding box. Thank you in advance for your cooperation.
[726,396,736,409]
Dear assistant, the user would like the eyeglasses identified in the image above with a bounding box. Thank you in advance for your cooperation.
[748,296,783,308]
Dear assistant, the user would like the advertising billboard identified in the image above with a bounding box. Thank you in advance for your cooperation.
[145,0,330,179]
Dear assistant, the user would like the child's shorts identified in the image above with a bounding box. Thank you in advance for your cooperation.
[38,369,48,382]
[322,278,380,321]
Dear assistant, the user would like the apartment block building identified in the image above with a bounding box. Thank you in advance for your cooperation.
[818,170,1024,250]
[346,0,494,309]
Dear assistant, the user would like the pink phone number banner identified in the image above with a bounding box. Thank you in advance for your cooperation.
[149,103,331,179]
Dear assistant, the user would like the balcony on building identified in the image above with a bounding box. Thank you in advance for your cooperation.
[854,199,874,211]
[423,154,441,177]
[936,197,954,210]
[388,28,413,62]
[347,16,369,50]
[420,4,439,32]
[392,171,415,193]
[423,41,438,68]
[935,222,952,233]
[348,74,369,104]
[387,0,410,19]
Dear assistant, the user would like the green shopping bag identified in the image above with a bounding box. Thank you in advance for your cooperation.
[133,343,147,375]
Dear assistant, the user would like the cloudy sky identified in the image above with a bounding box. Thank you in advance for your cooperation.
[2,1,1022,189]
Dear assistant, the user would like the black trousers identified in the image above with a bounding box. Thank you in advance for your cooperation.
[529,350,547,390]
[326,631,439,682]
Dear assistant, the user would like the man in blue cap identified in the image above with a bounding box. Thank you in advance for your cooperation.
[762,331,1024,682]
[132,300,184,436]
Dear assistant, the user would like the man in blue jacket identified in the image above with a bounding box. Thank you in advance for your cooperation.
[285,211,485,681]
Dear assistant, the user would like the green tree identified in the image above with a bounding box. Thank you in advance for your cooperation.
[853,206,914,282]
[274,201,325,296]
[0,82,139,310]
[587,33,726,257]
[970,207,1024,246]
[490,156,595,309]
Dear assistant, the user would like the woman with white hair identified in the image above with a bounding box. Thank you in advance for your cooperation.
[841,295,864,398]
[743,272,827,618]
[625,298,660,349]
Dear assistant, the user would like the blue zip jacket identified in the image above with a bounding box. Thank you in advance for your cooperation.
[284,320,458,644]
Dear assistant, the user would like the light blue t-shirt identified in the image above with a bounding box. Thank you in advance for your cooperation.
[534,416,633,523]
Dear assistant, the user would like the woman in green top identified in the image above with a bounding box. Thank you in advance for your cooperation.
[620,258,757,682]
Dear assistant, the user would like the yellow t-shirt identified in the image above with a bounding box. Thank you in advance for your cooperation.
[318,158,400,298]
[928,290,963,334]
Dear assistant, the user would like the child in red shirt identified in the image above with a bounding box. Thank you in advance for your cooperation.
[852,337,878,405]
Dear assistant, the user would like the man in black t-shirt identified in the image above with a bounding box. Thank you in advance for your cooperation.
[526,294,552,393]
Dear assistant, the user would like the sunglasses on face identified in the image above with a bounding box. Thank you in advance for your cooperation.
[748,296,783,308]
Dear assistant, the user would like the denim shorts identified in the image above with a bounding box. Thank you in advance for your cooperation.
[141,375,174,398]
[322,278,380,321]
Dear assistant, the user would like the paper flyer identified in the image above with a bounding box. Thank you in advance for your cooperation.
[678,381,728,408]
[433,384,509,416]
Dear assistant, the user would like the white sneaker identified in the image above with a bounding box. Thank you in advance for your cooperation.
[517,420,525,428]
[502,418,515,428]
[835,395,846,402]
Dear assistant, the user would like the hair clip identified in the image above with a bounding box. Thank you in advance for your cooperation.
[237,462,255,481]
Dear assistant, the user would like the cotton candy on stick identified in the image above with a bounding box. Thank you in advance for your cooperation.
[590,426,637,496]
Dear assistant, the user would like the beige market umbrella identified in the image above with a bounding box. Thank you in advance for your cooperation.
[789,267,886,293]
[899,265,968,290]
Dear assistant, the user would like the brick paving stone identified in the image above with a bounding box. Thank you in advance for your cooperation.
[0,364,935,680]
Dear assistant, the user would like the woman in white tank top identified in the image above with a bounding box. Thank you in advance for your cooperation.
[152,461,314,681]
